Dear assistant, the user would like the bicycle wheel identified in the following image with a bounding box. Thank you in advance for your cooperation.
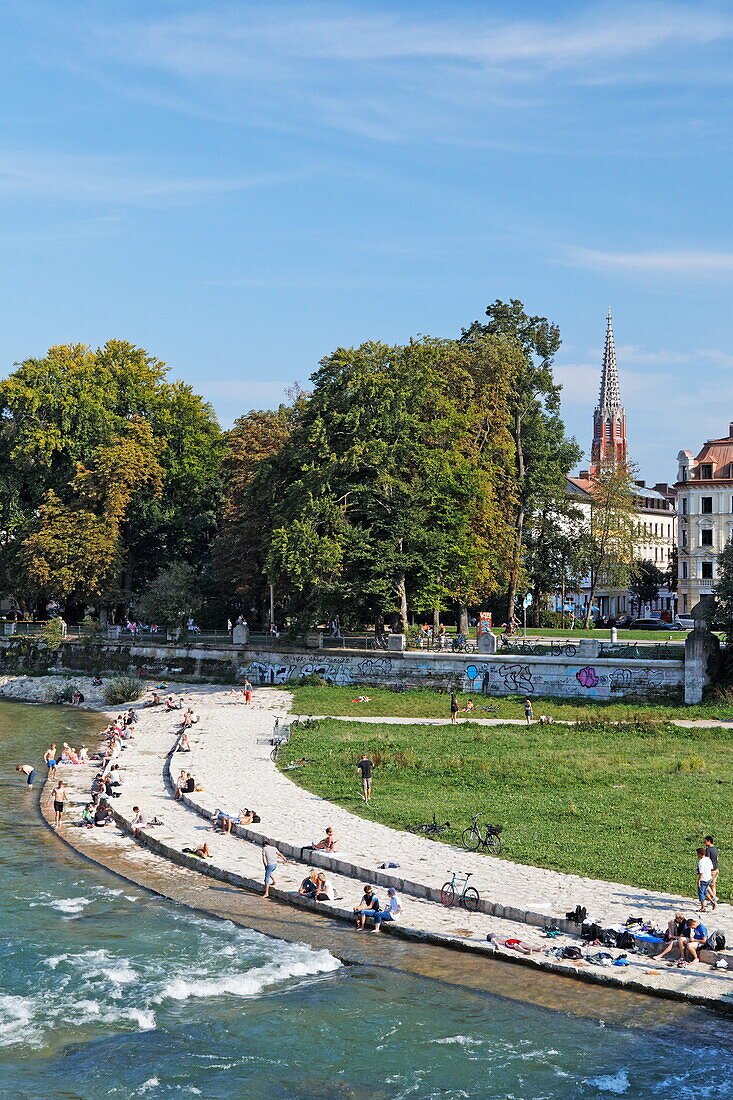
[270,745,279,763]
[463,642,475,653]
[485,834,502,856]
[462,887,480,913]
[564,644,577,657]
[462,826,482,851]
[407,823,429,835]
[440,882,456,907]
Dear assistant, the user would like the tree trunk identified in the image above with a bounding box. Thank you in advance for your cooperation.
[394,573,408,634]
[560,575,566,629]
[506,408,525,632]
[458,604,469,635]
[433,607,440,633]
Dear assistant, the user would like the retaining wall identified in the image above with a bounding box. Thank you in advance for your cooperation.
[0,638,684,700]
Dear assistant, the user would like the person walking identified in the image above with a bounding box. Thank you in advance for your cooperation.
[262,839,289,899]
[44,744,57,778]
[704,835,719,907]
[243,679,253,705]
[356,754,374,804]
[450,692,459,725]
[696,846,715,912]
[16,764,35,787]
[524,698,534,724]
[51,779,67,828]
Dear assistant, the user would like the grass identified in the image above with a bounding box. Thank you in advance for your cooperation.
[281,717,732,901]
[519,627,695,641]
[287,683,733,723]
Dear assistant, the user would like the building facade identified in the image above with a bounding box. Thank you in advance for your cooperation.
[565,311,677,620]
[676,425,733,614]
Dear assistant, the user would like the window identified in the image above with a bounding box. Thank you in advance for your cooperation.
[701,463,713,479]
[702,529,713,546]
[680,468,688,482]
[681,561,688,579]
[702,561,713,579]
[681,497,688,515]
[701,497,713,514]
[681,530,687,546]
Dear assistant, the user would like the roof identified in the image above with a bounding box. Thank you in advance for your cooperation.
[689,436,733,481]
[566,476,674,511]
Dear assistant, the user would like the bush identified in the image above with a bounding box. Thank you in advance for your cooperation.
[44,682,75,704]
[293,673,329,687]
[104,676,143,705]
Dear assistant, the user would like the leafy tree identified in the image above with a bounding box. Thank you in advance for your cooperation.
[582,460,640,626]
[714,540,733,644]
[462,300,580,627]
[628,559,665,615]
[262,337,516,631]
[0,341,222,610]
[524,500,592,626]
[134,562,202,629]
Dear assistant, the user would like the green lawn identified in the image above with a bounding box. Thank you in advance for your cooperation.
[519,627,695,641]
[287,683,733,723]
[282,717,732,900]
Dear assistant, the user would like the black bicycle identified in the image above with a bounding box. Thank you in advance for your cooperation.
[408,812,451,837]
[451,634,475,653]
[461,813,503,855]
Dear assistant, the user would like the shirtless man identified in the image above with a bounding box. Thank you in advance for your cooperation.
[44,744,57,778]
[51,780,67,827]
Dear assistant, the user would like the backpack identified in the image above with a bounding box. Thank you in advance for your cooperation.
[565,905,587,924]
[581,922,604,941]
[616,930,637,950]
[600,929,618,947]
[562,946,582,960]
[706,931,726,952]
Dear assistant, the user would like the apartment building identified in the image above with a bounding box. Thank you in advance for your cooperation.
[676,425,733,613]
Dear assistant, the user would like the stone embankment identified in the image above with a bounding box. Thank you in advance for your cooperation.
[37,680,733,1013]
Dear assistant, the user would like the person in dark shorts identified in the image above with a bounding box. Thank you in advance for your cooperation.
[524,698,534,724]
[450,692,459,724]
[356,754,374,803]
[704,835,719,907]
[51,780,67,827]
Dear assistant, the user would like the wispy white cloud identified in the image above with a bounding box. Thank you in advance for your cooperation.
[0,151,304,205]
[565,247,733,277]
[109,4,732,73]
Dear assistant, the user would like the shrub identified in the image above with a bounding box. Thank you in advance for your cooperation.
[104,676,143,705]
[43,682,74,704]
[293,673,328,687]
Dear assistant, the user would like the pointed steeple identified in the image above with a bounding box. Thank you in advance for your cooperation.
[589,309,627,476]
[598,308,621,410]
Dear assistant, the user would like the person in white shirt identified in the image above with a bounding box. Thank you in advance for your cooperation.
[372,888,402,932]
[697,847,715,912]
[262,840,289,898]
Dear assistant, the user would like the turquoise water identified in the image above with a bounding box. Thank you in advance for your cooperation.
[1,700,732,1099]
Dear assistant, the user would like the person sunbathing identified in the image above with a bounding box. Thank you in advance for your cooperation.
[211,808,238,834]
[178,731,192,752]
[183,842,211,858]
[310,827,338,852]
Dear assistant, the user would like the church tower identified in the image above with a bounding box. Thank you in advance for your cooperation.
[589,309,627,476]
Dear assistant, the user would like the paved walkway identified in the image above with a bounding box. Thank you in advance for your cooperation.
[48,684,733,1009]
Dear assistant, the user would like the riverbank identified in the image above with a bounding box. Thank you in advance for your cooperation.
[36,680,733,1015]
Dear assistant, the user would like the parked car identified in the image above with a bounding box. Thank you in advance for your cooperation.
[674,616,694,630]
[630,617,674,631]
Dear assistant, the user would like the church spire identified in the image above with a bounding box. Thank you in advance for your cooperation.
[598,308,621,410]
[589,309,627,476]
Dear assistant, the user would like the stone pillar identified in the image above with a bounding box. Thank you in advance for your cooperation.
[684,600,720,704]
[306,632,322,649]
[232,623,249,646]
[477,631,497,654]
[387,633,406,651]
[576,639,600,660]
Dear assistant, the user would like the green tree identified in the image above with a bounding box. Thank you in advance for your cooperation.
[462,300,580,627]
[262,337,515,631]
[628,559,665,616]
[714,540,733,644]
[583,460,640,626]
[134,562,202,629]
[524,500,592,626]
[0,341,222,610]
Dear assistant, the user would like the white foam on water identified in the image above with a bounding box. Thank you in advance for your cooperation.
[135,1077,159,1093]
[0,994,38,1048]
[38,897,92,916]
[431,1035,483,1047]
[586,1070,630,1094]
[156,947,340,1003]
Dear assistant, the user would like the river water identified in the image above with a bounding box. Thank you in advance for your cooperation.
[1,699,732,1099]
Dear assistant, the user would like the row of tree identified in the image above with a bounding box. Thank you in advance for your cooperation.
[0,303,659,629]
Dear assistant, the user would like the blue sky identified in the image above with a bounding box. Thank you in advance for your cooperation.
[3,0,733,480]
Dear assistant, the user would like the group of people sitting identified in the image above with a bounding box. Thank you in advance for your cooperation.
[352,884,403,932]
[59,742,88,764]
[653,914,710,968]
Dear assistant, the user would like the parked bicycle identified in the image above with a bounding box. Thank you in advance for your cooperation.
[549,641,577,657]
[368,634,389,650]
[440,870,480,912]
[461,813,503,855]
[451,633,475,653]
[408,812,451,837]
